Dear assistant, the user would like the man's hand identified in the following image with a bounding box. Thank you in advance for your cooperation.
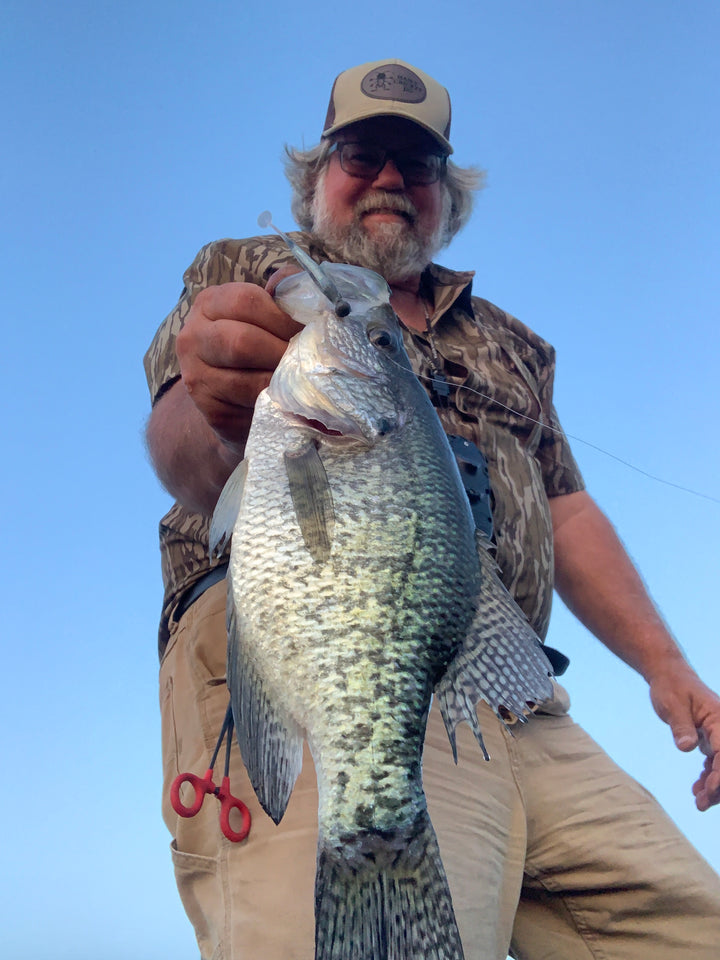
[648,665,720,811]
[176,279,302,448]
[146,273,304,515]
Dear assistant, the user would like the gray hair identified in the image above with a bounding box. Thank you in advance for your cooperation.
[284,141,485,247]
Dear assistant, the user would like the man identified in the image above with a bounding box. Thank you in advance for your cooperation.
[145,59,720,960]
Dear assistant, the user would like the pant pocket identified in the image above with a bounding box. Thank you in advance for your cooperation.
[160,668,181,830]
[171,841,226,960]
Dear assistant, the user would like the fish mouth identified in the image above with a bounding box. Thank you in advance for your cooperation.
[292,415,345,437]
[285,411,385,445]
[287,412,363,442]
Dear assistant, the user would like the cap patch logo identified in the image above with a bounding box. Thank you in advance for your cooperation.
[360,64,426,103]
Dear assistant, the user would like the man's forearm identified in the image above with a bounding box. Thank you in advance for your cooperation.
[549,490,686,683]
[146,379,244,516]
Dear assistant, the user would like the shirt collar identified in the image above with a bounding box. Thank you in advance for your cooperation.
[422,262,475,324]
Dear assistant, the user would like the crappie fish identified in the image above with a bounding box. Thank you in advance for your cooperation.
[211,262,553,960]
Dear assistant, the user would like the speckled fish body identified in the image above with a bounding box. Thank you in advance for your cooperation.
[212,264,553,960]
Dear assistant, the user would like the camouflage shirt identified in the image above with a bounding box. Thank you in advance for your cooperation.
[144,233,584,653]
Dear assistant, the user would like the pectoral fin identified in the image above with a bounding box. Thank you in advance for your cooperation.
[436,533,554,762]
[210,459,248,555]
[284,443,334,562]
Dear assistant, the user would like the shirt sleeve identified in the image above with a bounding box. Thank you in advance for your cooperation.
[488,301,585,500]
[142,241,231,405]
[538,403,585,498]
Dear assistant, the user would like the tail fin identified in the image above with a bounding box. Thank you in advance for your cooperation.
[314,812,464,960]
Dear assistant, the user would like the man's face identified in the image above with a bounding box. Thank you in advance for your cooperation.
[310,117,450,283]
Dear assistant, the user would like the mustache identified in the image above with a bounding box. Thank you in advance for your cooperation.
[354,191,418,221]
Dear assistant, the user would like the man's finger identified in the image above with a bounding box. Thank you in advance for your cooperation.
[265,264,304,296]
[185,366,273,411]
[195,281,301,341]
[673,728,699,752]
[698,728,714,758]
[694,755,720,811]
[197,319,293,371]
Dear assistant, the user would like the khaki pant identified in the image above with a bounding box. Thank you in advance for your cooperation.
[160,581,720,959]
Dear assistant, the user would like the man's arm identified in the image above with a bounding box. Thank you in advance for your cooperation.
[550,489,720,810]
[146,378,244,515]
[146,279,302,515]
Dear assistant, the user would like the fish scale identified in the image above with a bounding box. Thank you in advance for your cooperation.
[211,261,554,960]
[235,426,467,834]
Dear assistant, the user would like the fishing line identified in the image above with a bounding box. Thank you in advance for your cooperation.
[391,358,720,506]
[260,212,716,506]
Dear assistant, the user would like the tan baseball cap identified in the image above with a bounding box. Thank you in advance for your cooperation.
[322,59,453,155]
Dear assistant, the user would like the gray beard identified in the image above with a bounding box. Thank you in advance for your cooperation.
[309,176,450,283]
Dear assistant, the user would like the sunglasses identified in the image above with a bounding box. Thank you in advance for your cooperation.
[331,141,447,186]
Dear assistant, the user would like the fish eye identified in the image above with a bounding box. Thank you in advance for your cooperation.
[368,326,396,350]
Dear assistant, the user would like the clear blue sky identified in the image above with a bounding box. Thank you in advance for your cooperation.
[1,2,718,957]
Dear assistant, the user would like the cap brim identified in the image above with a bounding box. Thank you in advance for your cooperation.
[323,105,453,155]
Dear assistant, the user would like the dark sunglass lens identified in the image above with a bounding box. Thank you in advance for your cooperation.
[397,154,444,185]
[339,144,385,176]
[337,143,445,184]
